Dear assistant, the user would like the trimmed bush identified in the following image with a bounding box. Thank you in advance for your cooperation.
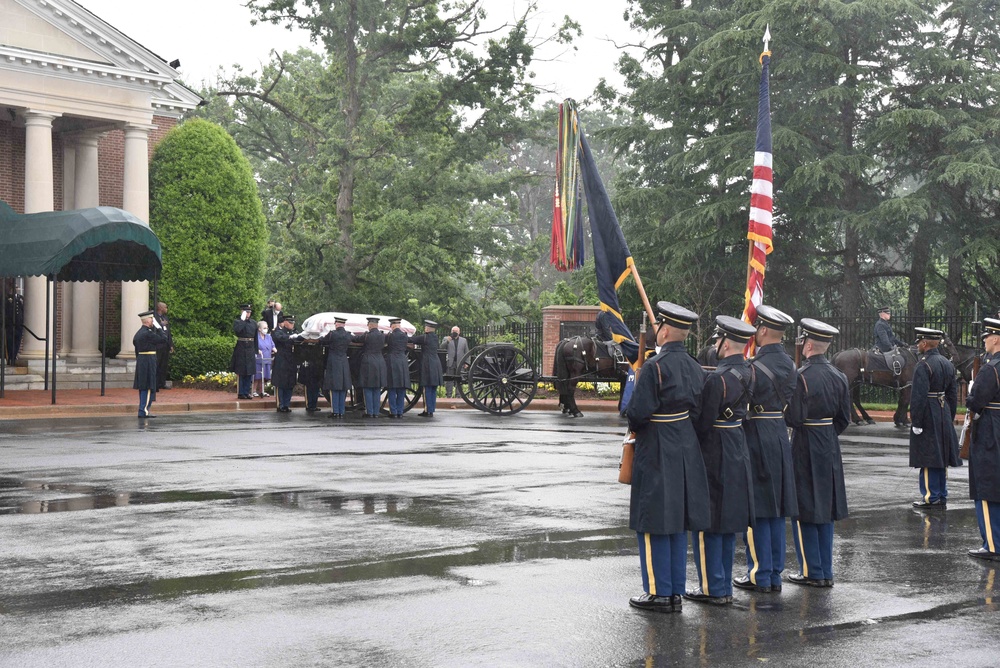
[170,334,236,380]
[150,118,267,336]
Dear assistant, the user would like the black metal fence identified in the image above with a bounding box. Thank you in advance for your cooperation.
[462,322,544,372]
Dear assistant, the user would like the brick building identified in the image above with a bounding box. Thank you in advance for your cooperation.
[0,0,200,361]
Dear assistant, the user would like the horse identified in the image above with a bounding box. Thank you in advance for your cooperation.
[553,328,656,417]
[831,345,924,427]
[948,342,979,383]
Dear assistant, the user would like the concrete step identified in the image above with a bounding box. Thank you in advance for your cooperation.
[3,378,134,391]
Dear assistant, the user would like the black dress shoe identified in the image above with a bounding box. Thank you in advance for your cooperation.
[770,583,782,592]
[683,589,732,605]
[968,547,1000,561]
[786,573,827,588]
[306,407,320,412]
[138,414,157,418]
[238,395,250,400]
[628,593,679,613]
[733,575,771,593]
[418,411,430,417]
[912,499,947,509]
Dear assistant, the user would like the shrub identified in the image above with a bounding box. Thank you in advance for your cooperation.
[170,334,236,380]
[150,118,267,336]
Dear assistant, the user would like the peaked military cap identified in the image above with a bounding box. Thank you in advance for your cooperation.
[655,301,699,329]
[424,319,438,328]
[713,315,756,343]
[877,306,891,314]
[754,304,794,329]
[366,316,380,324]
[982,317,1000,339]
[800,318,839,341]
[138,310,154,318]
[334,316,348,324]
[388,317,401,325]
[914,327,944,341]
[240,303,252,311]
[279,314,296,323]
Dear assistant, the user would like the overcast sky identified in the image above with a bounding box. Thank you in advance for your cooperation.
[77,0,641,103]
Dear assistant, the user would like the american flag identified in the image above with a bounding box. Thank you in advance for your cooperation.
[742,34,774,345]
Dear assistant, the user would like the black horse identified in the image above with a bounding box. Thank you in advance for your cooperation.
[948,342,979,383]
[553,336,618,417]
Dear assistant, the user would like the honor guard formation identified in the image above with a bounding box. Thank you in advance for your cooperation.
[623,299,998,614]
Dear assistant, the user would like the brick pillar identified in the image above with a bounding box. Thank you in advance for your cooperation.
[542,305,601,373]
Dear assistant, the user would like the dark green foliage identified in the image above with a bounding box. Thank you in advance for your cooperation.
[169,334,236,379]
[149,119,268,336]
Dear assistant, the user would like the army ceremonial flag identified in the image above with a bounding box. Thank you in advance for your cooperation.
[741,29,775,339]
[551,100,640,363]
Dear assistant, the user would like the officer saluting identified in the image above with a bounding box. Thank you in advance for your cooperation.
[231,303,258,400]
[686,315,756,606]
[353,317,387,418]
[735,305,798,594]
[625,302,710,614]
[965,317,1000,561]
[320,316,352,419]
[786,318,851,587]
[133,310,167,418]
[909,327,960,509]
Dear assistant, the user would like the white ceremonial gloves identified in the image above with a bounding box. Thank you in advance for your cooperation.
[912,427,923,435]
[241,311,249,321]
[151,318,162,330]
[967,380,974,395]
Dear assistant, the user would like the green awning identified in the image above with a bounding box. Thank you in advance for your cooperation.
[0,200,161,282]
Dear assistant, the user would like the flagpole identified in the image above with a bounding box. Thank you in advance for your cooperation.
[629,263,657,329]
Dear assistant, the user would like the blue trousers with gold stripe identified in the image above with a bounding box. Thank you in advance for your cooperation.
[743,517,786,588]
[637,532,687,597]
[975,499,1000,553]
[137,389,155,417]
[918,467,947,503]
[692,531,735,597]
[792,520,834,580]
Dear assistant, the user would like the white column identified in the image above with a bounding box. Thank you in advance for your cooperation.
[59,139,76,357]
[70,132,102,360]
[20,110,60,361]
[118,123,153,358]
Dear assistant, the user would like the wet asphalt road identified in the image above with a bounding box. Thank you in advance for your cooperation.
[1,410,998,667]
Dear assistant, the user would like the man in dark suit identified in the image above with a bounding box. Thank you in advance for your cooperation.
[231,303,257,400]
[261,300,282,334]
[444,326,469,398]
[134,310,167,418]
[785,318,852,587]
[154,302,173,390]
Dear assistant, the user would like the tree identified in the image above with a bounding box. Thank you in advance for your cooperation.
[149,119,267,336]
[200,1,577,324]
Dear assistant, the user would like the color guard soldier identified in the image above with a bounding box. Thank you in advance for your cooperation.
[909,327,960,509]
[965,317,1000,561]
[353,316,387,418]
[321,316,352,419]
[133,310,166,418]
[735,305,798,594]
[385,317,409,418]
[785,318,851,587]
[409,320,443,417]
[231,303,257,400]
[625,302,709,614]
[686,315,756,605]
[271,314,299,413]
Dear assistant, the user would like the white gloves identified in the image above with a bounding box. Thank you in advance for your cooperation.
[241,311,248,321]
[967,380,974,395]
[911,427,923,435]
[151,318,162,330]
[623,431,636,445]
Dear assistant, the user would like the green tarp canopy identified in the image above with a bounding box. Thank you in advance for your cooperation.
[0,200,161,282]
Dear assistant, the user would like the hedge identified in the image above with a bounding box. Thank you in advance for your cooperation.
[170,334,236,380]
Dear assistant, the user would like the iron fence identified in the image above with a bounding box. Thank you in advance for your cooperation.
[461,322,544,373]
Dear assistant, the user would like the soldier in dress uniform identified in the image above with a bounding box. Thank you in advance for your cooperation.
[785,318,851,587]
[409,320,443,417]
[133,310,166,418]
[685,315,756,605]
[296,332,326,412]
[965,317,1000,561]
[385,317,410,418]
[874,306,906,353]
[321,316,352,419]
[624,301,710,614]
[353,317,387,418]
[231,303,258,400]
[271,314,299,413]
[734,305,798,594]
[154,302,173,390]
[909,327,960,509]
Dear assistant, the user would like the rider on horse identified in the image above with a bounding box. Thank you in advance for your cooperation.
[874,306,907,352]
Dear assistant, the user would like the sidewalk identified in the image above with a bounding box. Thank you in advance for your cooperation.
[0,388,625,420]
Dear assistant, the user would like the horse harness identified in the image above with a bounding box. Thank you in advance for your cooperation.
[861,347,909,388]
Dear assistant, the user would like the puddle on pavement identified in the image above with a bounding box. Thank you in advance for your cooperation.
[0,527,636,613]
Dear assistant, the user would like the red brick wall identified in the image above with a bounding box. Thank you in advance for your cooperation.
[542,305,601,373]
[0,119,26,213]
